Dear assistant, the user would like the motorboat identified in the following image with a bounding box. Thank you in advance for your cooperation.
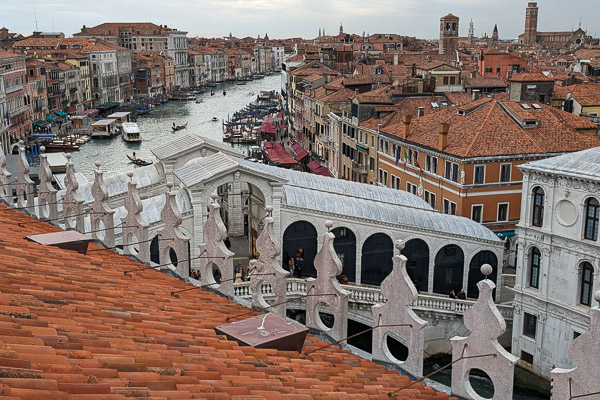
[121,122,141,142]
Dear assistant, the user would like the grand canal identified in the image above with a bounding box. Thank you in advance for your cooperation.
[69,74,282,179]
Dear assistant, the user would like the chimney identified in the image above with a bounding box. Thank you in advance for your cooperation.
[472,89,480,101]
[438,123,449,151]
[393,53,399,66]
[411,63,416,77]
[417,107,425,117]
[402,114,412,139]
[377,123,382,133]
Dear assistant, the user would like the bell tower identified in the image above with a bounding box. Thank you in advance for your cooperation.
[439,13,459,55]
[524,2,538,45]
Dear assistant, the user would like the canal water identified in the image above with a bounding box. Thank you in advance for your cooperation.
[69,74,283,179]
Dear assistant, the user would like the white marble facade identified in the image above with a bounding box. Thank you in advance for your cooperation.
[512,147,600,379]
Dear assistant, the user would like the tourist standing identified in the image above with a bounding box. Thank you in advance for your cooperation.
[288,257,295,277]
[295,256,303,278]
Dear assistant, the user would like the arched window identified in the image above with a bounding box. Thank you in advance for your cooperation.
[580,262,594,306]
[532,187,545,227]
[584,198,600,241]
[530,247,541,288]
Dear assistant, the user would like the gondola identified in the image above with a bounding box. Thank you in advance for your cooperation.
[172,122,188,131]
[127,154,153,166]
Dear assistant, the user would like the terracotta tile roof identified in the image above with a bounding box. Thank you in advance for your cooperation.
[76,23,170,36]
[322,88,355,103]
[0,207,454,399]
[389,100,600,158]
[465,76,507,88]
[509,73,555,82]
[553,83,600,106]
[13,38,126,52]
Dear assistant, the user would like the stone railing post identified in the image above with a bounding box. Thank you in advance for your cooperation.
[197,193,234,297]
[15,140,34,209]
[372,240,427,377]
[121,171,150,263]
[37,146,58,221]
[552,291,600,399]
[61,153,85,231]
[450,264,518,400]
[249,206,289,317]
[89,162,116,248]
[306,220,350,342]
[157,182,190,279]
[0,141,12,203]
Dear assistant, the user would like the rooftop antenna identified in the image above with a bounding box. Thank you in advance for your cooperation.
[52,10,55,32]
[33,5,38,31]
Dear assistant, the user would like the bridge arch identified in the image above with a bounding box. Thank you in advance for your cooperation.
[401,238,430,293]
[282,220,318,278]
[331,226,357,282]
[467,250,498,299]
[360,232,394,286]
[434,244,465,295]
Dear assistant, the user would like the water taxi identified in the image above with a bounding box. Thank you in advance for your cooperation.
[122,122,142,142]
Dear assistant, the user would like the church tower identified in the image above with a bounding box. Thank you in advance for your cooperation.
[339,23,344,35]
[492,24,498,45]
[468,19,474,44]
[439,13,459,55]
[524,2,538,45]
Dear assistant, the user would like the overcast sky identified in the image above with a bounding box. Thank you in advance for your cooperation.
[5,0,599,41]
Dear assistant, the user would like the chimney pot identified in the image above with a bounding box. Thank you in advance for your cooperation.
[438,123,449,151]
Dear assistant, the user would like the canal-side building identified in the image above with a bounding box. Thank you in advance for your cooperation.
[25,58,49,126]
[0,50,31,146]
[65,53,92,110]
[0,64,8,155]
[513,147,600,379]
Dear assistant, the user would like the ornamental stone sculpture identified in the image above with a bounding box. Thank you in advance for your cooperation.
[372,239,427,378]
[450,264,518,400]
[197,194,234,297]
[305,221,350,342]
[61,153,85,231]
[121,171,150,263]
[0,141,12,202]
[90,162,116,248]
[249,206,289,317]
[157,182,190,279]
[37,146,58,221]
[552,291,600,399]
[15,141,34,209]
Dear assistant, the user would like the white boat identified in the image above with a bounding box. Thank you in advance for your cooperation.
[91,119,119,138]
[122,122,142,142]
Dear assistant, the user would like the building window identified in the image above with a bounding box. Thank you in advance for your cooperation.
[532,187,545,227]
[406,181,417,195]
[485,67,492,73]
[426,154,438,174]
[580,262,594,306]
[498,203,509,222]
[521,351,534,365]
[424,191,436,209]
[585,198,600,241]
[474,165,485,184]
[523,312,537,339]
[530,247,541,289]
[500,163,511,183]
[471,205,483,223]
[445,161,459,182]
[443,199,457,215]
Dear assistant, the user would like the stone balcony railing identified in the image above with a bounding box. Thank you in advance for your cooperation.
[233,278,514,321]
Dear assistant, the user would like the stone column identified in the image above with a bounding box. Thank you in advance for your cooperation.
[90,162,116,248]
[157,182,190,279]
[190,186,206,272]
[249,208,290,317]
[37,146,58,221]
[372,240,427,378]
[0,141,12,203]
[15,141,34,209]
[61,154,85,232]
[228,171,244,236]
[306,220,350,342]
[450,264,518,400]
[121,171,150,263]
[197,196,234,297]
[552,291,600,399]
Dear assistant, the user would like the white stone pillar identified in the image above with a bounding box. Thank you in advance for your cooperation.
[0,141,12,203]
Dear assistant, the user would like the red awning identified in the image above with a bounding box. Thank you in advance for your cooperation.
[293,148,309,161]
[263,142,297,168]
[307,160,320,171]
[291,143,300,151]
[314,166,333,177]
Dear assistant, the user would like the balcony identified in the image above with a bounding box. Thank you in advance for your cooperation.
[5,83,24,95]
[9,105,29,118]
[351,160,368,175]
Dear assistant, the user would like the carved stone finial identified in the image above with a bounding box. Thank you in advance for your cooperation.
[481,263,493,278]
[90,167,116,247]
[395,239,405,252]
[121,173,150,263]
[157,186,190,279]
[40,146,46,153]
[15,142,34,209]
[450,274,518,399]
[37,149,58,221]
[95,161,101,169]
[0,142,13,202]
[305,229,350,341]
[552,296,600,398]
[372,251,427,377]
[166,181,173,191]
[61,155,84,231]
[197,201,234,297]
[325,220,334,230]
[210,192,218,200]
[265,205,273,215]
[249,215,289,316]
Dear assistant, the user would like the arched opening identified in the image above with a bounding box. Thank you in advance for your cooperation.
[532,186,545,227]
[401,239,430,293]
[467,368,494,399]
[331,227,356,282]
[467,251,498,299]
[361,233,393,286]
[283,221,318,278]
[385,332,409,362]
[150,235,160,264]
[93,219,106,242]
[434,244,464,295]
[315,302,334,330]
[126,232,139,256]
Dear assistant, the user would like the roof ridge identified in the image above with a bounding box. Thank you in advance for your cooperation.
[464,100,497,156]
